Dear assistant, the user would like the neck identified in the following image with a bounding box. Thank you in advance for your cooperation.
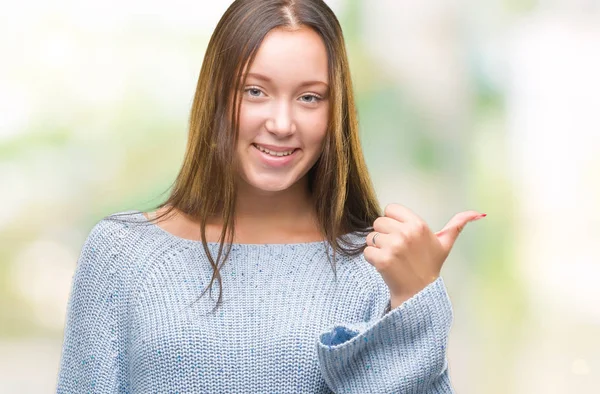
[233,176,315,225]
[168,176,324,244]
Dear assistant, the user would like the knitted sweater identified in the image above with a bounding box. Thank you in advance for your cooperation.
[56,210,454,393]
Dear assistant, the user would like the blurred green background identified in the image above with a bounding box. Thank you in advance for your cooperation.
[1,0,599,392]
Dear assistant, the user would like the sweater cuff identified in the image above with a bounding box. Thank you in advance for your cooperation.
[316,277,454,393]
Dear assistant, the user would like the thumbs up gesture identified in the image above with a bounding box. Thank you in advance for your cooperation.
[364,203,487,309]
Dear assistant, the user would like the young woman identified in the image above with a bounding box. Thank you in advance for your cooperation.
[56,0,485,392]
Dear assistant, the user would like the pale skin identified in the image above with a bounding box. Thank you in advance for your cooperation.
[366,205,486,309]
[148,26,329,244]
[146,25,487,310]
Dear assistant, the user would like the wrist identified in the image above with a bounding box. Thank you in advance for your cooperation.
[390,294,410,310]
[389,276,439,309]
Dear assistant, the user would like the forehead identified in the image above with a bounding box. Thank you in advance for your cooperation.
[245,26,329,84]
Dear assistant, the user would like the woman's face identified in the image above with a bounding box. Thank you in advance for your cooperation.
[235,26,330,193]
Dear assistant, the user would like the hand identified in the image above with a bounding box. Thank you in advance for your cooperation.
[363,203,487,309]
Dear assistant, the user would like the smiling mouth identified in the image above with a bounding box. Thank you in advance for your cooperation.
[252,143,298,157]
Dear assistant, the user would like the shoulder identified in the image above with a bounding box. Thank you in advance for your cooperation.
[335,233,390,306]
[64,212,142,339]
[81,210,141,251]
[344,253,389,295]
[339,231,391,314]
[75,210,147,275]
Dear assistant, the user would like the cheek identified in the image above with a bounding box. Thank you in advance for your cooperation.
[238,104,265,140]
[301,110,329,148]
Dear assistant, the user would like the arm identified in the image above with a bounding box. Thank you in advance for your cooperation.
[316,275,454,393]
[56,220,130,393]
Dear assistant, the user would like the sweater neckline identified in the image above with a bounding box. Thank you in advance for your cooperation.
[132,210,331,249]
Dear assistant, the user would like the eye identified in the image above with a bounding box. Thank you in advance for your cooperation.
[244,86,265,98]
[299,94,322,104]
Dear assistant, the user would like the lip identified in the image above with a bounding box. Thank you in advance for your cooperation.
[252,143,299,168]
[253,143,299,152]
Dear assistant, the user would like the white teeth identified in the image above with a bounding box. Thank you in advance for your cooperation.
[254,144,295,157]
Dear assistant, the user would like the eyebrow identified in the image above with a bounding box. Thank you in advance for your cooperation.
[245,72,329,88]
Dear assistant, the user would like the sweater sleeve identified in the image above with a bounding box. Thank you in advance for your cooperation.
[316,274,454,393]
[56,219,130,393]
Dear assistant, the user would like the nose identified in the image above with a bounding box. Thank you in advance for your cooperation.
[265,101,296,136]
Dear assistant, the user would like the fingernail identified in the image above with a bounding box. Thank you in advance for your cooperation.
[472,213,487,221]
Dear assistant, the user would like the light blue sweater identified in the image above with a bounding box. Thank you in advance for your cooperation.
[56,210,455,393]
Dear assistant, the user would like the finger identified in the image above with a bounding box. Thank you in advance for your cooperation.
[436,211,486,251]
[435,210,482,235]
[363,244,389,269]
[383,203,424,225]
[367,230,390,248]
[373,216,405,234]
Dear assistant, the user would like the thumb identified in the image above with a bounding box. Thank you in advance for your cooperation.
[435,211,486,252]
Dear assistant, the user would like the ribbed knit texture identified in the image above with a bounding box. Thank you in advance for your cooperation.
[56,210,454,393]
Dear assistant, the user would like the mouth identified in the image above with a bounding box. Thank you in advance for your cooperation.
[251,143,298,157]
[251,143,300,167]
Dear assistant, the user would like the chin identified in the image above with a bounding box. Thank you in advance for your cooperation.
[239,172,298,193]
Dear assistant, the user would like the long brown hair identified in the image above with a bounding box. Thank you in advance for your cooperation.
[108,0,381,312]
